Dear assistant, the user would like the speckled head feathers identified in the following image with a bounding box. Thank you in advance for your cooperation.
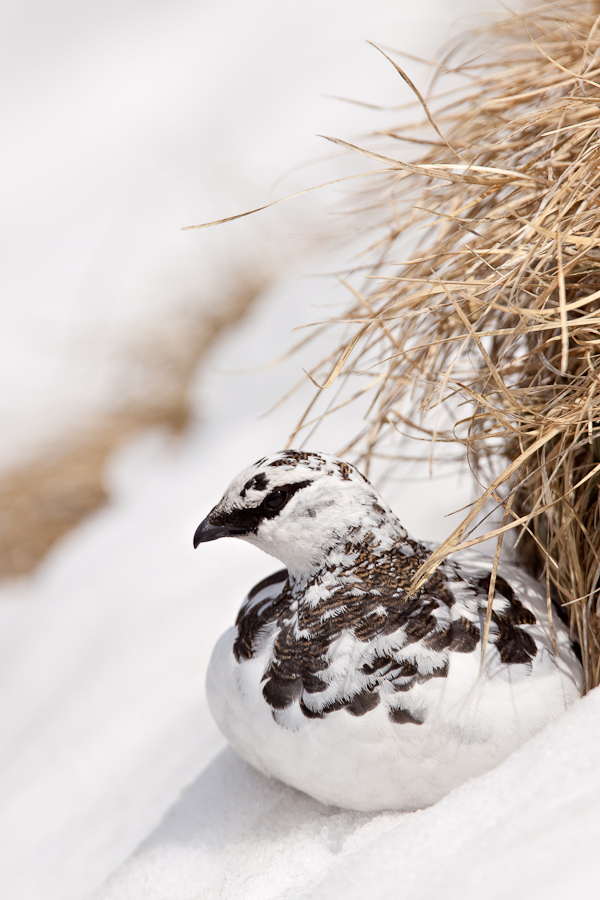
[194,450,405,577]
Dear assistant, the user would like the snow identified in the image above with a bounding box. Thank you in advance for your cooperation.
[3,2,596,900]
[97,689,600,900]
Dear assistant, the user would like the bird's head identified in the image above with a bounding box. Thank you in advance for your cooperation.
[193,450,404,578]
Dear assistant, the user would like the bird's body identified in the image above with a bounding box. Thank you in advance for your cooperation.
[195,450,582,811]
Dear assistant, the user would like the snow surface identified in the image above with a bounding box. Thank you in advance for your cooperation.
[98,689,600,900]
[3,2,595,900]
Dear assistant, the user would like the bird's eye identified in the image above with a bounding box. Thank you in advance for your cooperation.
[264,490,287,512]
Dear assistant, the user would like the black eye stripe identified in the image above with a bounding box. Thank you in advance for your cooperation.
[259,481,311,518]
[210,480,312,535]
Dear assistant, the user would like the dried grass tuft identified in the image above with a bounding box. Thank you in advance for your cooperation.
[296,1,600,689]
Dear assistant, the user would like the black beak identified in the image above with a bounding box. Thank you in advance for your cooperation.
[193,516,237,548]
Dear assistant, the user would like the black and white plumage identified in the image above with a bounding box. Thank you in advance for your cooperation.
[194,450,582,811]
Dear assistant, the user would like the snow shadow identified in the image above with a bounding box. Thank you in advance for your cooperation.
[142,747,377,853]
[98,747,394,899]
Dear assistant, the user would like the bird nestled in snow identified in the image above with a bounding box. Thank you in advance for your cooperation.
[194,450,582,811]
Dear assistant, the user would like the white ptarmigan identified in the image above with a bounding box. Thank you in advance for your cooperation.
[194,450,582,811]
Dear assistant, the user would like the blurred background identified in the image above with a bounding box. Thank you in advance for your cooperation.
[0,0,497,576]
[0,2,515,898]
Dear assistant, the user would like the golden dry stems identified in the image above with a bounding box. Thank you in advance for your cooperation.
[296,1,600,689]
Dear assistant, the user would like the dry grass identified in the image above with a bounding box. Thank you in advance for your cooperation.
[0,280,264,578]
[295,1,600,689]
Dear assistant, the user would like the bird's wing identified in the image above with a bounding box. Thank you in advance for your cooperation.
[233,569,288,662]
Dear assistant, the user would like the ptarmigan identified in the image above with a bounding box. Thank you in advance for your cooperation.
[194,450,582,811]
